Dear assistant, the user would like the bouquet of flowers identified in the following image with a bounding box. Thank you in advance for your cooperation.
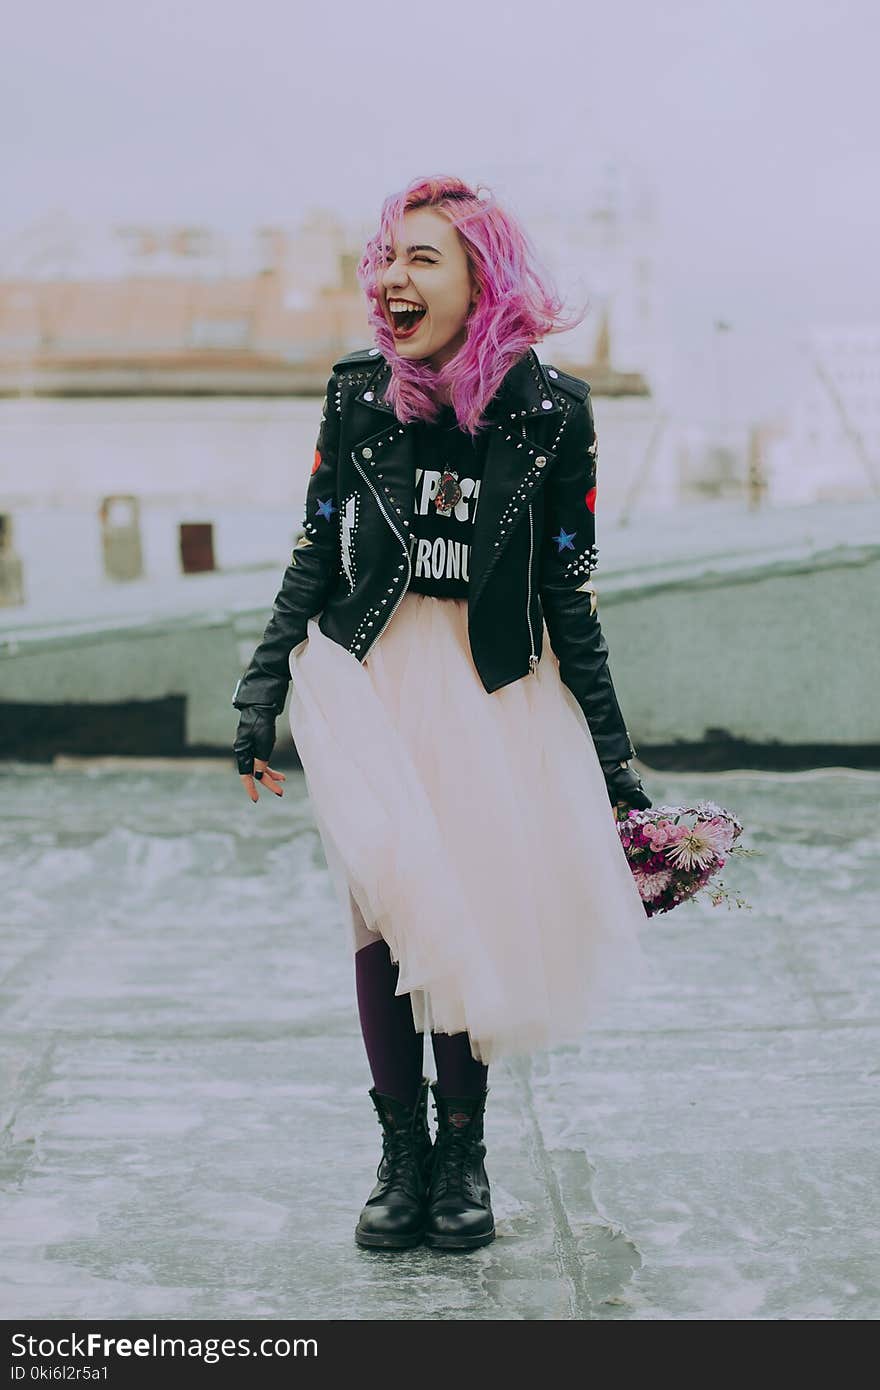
[615,799,754,918]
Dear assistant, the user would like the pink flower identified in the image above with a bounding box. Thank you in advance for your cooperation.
[633,868,672,901]
[664,823,721,872]
[703,811,739,850]
[648,819,678,851]
[694,819,731,855]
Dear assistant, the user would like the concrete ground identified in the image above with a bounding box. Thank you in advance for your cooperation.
[1,761,878,1320]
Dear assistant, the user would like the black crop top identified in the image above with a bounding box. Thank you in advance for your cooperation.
[407,405,489,598]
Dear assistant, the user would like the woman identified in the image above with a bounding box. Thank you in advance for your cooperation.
[231,175,653,1253]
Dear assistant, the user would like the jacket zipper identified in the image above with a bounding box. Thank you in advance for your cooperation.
[351,449,412,660]
[527,501,538,675]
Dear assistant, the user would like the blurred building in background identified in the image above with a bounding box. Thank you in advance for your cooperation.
[529,160,661,393]
[763,323,880,504]
[0,210,373,394]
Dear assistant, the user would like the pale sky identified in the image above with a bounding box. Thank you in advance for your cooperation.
[2,0,878,424]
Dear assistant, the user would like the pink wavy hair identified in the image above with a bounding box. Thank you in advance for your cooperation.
[355,174,589,437]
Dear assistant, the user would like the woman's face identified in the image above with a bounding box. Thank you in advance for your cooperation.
[380,207,479,371]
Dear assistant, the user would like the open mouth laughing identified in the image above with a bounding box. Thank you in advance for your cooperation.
[387,297,428,339]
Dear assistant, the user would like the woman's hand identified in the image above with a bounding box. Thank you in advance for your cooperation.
[233,705,286,803]
[240,759,286,804]
[601,759,652,818]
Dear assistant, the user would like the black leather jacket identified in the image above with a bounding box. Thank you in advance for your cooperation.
[232,345,638,764]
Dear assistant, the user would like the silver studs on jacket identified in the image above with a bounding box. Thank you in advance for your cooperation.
[491,437,551,548]
[350,425,413,657]
[562,542,600,581]
[488,393,575,553]
[357,432,412,530]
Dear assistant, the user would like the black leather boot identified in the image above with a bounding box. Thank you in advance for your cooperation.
[424,1083,495,1250]
[354,1077,434,1249]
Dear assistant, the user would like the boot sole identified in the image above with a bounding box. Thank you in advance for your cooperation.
[355,1227,425,1250]
[424,1226,495,1250]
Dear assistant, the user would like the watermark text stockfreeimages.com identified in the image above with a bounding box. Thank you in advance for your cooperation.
[10,1331,317,1367]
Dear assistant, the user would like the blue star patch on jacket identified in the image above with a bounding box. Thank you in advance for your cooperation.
[552,527,576,552]
[316,497,337,521]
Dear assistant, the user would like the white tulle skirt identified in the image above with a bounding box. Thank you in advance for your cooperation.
[288,590,650,1065]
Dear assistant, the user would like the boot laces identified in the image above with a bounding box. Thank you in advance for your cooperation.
[432,1122,475,1198]
[376,1117,428,1201]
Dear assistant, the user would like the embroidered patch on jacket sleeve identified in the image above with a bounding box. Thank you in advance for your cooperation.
[552,527,576,552]
[340,492,359,592]
[575,578,598,614]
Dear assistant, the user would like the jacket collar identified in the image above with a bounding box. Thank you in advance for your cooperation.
[353,346,562,430]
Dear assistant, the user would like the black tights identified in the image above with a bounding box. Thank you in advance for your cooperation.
[354,936,488,1106]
